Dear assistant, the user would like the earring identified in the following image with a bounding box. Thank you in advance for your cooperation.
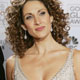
[51,23,53,32]
[24,30,27,39]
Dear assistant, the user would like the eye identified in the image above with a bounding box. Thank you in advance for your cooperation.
[40,11,46,16]
[25,15,33,20]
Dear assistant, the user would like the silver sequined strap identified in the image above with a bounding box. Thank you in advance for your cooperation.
[14,56,18,79]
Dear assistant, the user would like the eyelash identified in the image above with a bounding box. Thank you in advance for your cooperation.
[25,11,46,20]
[40,11,46,15]
[26,16,32,20]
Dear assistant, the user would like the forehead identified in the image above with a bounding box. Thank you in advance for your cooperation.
[22,1,47,14]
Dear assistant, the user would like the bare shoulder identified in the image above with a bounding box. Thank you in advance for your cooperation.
[6,55,15,73]
[73,49,80,80]
[6,55,15,67]
[6,55,15,80]
[73,49,80,69]
[73,49,80,60]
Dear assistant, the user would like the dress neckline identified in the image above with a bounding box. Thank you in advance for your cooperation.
[16,48,73,80]
[51,48,73,79]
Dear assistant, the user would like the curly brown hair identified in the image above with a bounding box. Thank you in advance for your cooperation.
[5,0,70,58]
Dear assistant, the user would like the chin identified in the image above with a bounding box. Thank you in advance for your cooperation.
[31,30,51,40]
[34,33,49,40]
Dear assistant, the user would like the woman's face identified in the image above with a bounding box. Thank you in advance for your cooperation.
[22,1,53,39]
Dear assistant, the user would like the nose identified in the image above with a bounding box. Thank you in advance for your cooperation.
[34,16,41,25]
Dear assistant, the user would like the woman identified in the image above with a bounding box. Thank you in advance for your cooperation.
[6,0,80,80]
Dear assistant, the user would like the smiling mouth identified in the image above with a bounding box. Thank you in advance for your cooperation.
[35,26,45,31]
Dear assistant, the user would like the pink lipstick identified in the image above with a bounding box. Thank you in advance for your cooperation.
[35,26,45,31]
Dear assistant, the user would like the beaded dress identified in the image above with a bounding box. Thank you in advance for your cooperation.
[14,49,75,80]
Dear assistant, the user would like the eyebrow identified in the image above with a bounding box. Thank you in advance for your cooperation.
[23,9,46,17]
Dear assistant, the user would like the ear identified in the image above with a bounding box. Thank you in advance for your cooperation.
[21,24,27,30]
[50,16,53,23]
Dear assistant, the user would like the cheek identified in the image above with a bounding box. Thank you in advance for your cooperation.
[46,17,52,32]
[23,23,34,35]
[43,17,51,29]
[26,25,35,35]
[42,15,51,24]
[24,21,33,30]
[27,28,35,37]
[27,26,34,35]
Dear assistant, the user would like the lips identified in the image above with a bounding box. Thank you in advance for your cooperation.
[35,26,45,31]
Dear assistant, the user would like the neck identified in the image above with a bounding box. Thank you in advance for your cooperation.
[33,32,63,56]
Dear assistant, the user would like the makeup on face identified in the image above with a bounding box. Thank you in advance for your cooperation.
[35,26,45,31]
